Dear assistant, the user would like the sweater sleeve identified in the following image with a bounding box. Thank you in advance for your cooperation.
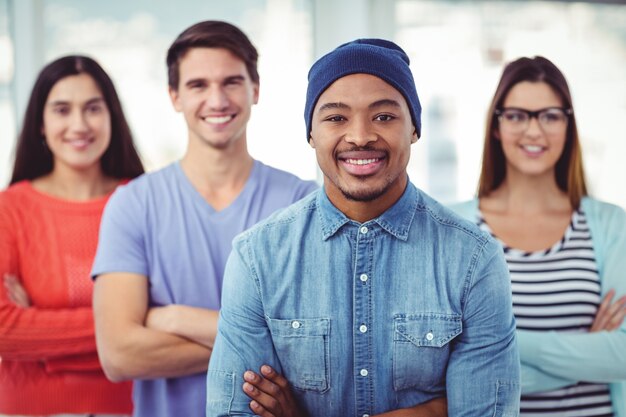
[0,302,97,361]
[518,329,626,383]
[521,363,574,394]
[0,190,99,361]
[44,352,103,373]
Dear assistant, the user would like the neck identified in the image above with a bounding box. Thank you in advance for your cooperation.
[325,175,407,224]
[488,169,571,214]
[337,203,386,224]
[181,137,253,188]
[33,164,116,201]
[180,138,254,209]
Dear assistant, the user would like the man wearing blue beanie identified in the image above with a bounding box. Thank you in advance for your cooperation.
[207,39,520,417]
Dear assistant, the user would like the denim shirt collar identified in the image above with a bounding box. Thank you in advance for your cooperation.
[316,181,418,241]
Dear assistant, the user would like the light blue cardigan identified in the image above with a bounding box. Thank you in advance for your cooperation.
[450,197,626,417]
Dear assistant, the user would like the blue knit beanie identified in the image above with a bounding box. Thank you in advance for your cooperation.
[304,38,421,142]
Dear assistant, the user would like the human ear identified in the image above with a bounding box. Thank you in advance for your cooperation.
[252,83,260,105]
[168,86,182,112]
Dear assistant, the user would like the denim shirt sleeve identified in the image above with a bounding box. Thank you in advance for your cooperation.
[446,239,521,417]
[206,236,279,416]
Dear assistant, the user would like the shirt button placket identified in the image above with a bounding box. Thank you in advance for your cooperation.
[354,223,373,416]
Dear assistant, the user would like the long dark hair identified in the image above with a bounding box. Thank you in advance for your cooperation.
[10,55,144,184]
[477,56,587,209]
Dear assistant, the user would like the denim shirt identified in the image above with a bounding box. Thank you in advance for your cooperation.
[207,183,520,417]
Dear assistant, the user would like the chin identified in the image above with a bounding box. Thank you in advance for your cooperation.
[339,185,388,202]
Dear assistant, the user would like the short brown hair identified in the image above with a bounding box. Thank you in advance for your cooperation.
[477,56,587,209]
[166,20,259,90]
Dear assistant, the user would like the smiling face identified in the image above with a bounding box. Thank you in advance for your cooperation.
[309,73,417,220]
[498,81,567,180]
[42,73,111,174]
[169,47,259,151]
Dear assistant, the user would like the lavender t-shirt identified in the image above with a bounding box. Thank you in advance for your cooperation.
[92,160,317,417]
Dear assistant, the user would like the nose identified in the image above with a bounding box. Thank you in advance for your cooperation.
[206,85,230,110]
[524,115,542,137]
[69,109,90,133]
[344,117,377,147]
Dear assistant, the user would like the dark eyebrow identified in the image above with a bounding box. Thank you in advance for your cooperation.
[184,78,206,88]
[47,100,70,107]
[224,75,245,84]
[184,75,246,88]
[369,99,401,109]
[317,99,401,113]
[47,97,104,107]
[85,97,105,106]
[317,102,350,112]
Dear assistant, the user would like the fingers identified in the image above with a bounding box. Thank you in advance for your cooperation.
[244,370,282,397]
[260,365,290,390]
[591,290,626,332]
[605,295,626,331]
[242,366,303,417]
[591,290,614,332]
[249,400,275,417]
[3,273,30,308]
[243,371,280,416]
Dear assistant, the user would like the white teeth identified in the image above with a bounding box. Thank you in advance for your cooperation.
[346,158,378,165]
[204,115,232,124]
[523,145,543,152]
[66,139,90,146]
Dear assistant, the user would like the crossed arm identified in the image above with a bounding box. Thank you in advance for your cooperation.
[92,272,217,381]
[519,289,626,394]
[207,244,450,417]
[242,365,447,417]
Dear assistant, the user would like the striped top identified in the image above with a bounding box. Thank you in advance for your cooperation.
[479,208,614,417]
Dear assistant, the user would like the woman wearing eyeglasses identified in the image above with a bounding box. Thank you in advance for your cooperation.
[451,56,626,417]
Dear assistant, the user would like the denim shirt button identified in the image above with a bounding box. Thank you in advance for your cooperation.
[360,226,368,234]
[359,324,368,333]
[363,415,370,417]
[425,332,434,341]
[291,321,301,329]
[360,369,368,377]
[359,274,368,282]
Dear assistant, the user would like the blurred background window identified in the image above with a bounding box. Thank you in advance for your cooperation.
[2,0,625,208]
[396,0,626,207]
[3,0,317,183]
[0,0,14,187]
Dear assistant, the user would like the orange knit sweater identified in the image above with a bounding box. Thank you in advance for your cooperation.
[0,181,132,415]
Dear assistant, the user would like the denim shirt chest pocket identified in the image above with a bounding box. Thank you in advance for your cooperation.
[393,313,462,391]
[267,317,330,393]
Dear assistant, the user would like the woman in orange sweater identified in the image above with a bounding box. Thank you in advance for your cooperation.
[0,55,143,416]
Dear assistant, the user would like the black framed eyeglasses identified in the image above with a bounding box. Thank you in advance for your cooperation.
[495,107,572,134]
